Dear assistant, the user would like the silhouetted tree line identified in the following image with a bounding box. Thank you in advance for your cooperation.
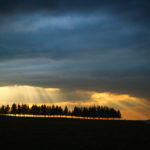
[0,104,121,119]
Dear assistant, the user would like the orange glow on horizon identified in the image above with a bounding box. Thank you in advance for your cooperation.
[0,85,150,120]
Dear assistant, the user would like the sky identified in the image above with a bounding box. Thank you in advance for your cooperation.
[0,0,150,120]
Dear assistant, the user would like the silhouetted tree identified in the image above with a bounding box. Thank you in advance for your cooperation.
[41,105,47,115]
[17,104,21,114]
[5,105,10,114]
[21,104,29,115]
[0,105,5,114]
[11,104,17,115]
[64,106,69,116]
[31,105,40,115]
[117,110,121,119]
[47,106,52,116]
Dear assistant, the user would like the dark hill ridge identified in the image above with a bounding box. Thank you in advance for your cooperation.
[0,115,149,150]
[145,120,150,124]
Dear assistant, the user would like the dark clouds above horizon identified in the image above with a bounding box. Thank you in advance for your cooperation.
[0,0,150,100]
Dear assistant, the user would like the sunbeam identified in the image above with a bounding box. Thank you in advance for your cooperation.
[0,85,61,105]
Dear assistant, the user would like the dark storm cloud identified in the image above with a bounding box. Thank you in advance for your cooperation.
[0,0,137,15]
[0,0,149,13]
[0,0,150,26]
[0,0,150,100]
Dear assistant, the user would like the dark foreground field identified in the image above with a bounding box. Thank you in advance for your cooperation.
[0,116,150,150]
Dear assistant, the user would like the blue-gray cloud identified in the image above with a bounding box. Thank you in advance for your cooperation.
[0,0,150,100]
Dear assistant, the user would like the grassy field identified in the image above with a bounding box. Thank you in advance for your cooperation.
[0,116,149,149]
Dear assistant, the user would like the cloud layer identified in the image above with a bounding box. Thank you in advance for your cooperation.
[0,0,150,101]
